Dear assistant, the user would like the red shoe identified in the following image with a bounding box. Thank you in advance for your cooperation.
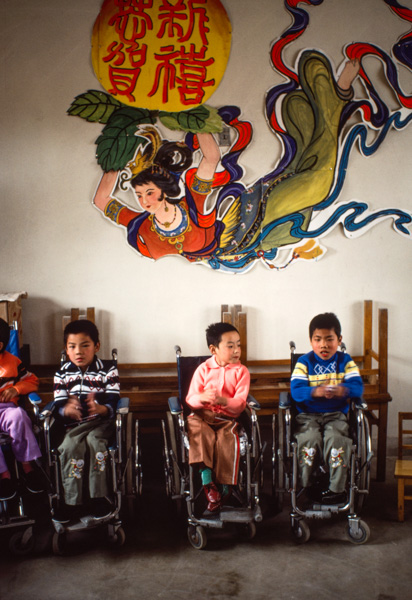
[203,483,221,512]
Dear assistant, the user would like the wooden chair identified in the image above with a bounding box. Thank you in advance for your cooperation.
[394,412,412,522]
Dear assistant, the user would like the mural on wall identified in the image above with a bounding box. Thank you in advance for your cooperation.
[68,0,412,273]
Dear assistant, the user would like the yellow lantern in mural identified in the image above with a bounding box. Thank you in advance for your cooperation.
[91,0,232,112]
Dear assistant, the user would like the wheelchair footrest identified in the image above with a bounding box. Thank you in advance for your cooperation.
[218,507,256,523]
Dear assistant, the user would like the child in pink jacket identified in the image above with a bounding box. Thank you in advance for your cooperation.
[186,322,250,512]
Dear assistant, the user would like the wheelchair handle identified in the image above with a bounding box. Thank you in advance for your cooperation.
[174,345,182,357]
[289,341,296,353]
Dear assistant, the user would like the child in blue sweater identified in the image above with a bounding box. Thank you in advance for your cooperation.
[290,312,363,504]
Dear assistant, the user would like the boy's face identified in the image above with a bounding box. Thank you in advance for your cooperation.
[310,328,342,361]
[65,333,100,371]
[210,331,241,367]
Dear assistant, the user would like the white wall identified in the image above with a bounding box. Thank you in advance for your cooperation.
[1,0,411,434]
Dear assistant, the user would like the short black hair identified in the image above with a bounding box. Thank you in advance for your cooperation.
[0,318,10,352]
[64,319,100,346]
[206,322,239,347]
[309,312,342,338]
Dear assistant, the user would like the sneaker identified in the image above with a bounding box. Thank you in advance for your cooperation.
[24,468,46,494]
[90,497,113,519]
[0,478,17,501]
[321,489,347,505]
[52,504,77,524]
[203,483,221,512]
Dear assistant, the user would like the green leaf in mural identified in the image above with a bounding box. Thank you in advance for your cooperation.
[95,107,156,172]
[67,90,123,124]
[158,105,223,133]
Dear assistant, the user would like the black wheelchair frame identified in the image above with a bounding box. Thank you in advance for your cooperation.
[161,346,265,549]
[39,349,132,554]
[0,393,43,555]
[273,342,373,544]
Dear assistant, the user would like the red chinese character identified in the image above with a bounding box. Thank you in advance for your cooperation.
[156,0,209,45]
[108,0,154,42]
[148,45,179,103]
[175,44,214,104]
[148,44,214,105]
[103,41,126,66]
[107,43,147,102]
[179,0,209,45]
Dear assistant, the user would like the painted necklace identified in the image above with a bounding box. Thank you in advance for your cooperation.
[154,203,177,229]
[149,204,192,253]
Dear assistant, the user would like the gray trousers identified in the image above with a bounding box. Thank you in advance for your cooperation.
[295,411,352,493]
[58,418,114,505]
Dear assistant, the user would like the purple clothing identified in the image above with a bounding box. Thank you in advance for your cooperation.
[0,403,42,473]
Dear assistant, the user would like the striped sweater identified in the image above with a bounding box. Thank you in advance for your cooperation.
[53,357,120,418]
[290,351,363,414]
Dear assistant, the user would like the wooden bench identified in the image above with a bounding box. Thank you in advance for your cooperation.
[34,300,391,481]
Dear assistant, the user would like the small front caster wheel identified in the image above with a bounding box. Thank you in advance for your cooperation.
[187,525,207,550]
[346,519,370,545]
[9,527,35,555]
[292,519,310,544]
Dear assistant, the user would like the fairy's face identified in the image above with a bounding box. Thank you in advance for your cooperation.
[134,182,164,213]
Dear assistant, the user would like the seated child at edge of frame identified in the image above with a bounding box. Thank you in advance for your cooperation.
[290,312,364,504]
[185,322,250,513]
[0,318,44,501]
[52,319,120,522]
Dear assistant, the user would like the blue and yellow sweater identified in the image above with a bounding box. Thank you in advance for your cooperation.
[290,351,363,414]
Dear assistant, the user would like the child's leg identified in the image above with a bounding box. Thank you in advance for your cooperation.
[0,404,41,464]
[186,413,216,471]
[86,420,115,499]
[213,418,241,486]
[323,412,352,494]
[295,413,323,488]
[58,422,94,505]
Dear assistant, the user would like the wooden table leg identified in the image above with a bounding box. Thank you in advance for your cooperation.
[376,403,388,482]
[397,478,405,522]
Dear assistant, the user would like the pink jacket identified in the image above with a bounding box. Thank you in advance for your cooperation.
[186,356,250,418]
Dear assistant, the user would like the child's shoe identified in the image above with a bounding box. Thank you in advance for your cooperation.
[24,468,46,494]
[52,504,77,524]
[203,483,221,512]
[90,497,113,519]
[321,489,347,505]
[0,478,17,501]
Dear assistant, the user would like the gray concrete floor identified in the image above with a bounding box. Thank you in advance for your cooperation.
[1,429,411,600]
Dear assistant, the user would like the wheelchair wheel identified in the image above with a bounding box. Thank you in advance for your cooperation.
[346,519,370,545]
[162,413,180,498]
[236,521,256,540]
[292,519,310,544]
[108,526,126,547]
[187,525,207,550]
[52,531,67,556]
[9,527,35,556]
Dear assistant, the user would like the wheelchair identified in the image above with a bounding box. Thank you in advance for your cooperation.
[0,328,46,555]
[161,346,265,550]
[38,349,132,554]
[273,342,373,544]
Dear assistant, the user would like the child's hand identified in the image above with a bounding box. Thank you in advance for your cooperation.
[200,388,217,405]
[85,394,108,417]
[63,396,82,420]
[0,387,18,403]
[312,385,347,399]
[215,395,228,407]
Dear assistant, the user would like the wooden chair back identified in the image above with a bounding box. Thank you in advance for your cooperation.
[398,412,412,460]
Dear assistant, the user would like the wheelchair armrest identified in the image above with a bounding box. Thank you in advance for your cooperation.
[116,396,129,414]
[247,394,260,411]
[352,396,368,411]
[40,400,56,420]
[28,392,42,406]
[168,396,183,415]
[279,391,292,409]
